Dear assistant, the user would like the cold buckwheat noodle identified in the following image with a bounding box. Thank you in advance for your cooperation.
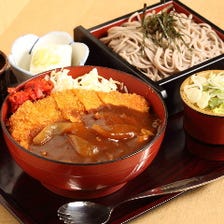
[100,10,224,81]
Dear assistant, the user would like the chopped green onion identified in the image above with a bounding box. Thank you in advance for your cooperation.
[183,71,224,115]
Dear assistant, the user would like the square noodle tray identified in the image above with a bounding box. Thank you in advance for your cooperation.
[73,0,224,115]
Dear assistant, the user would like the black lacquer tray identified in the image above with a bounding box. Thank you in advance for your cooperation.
[1,102,224,223]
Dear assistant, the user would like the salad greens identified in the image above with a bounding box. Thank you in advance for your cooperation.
[183,71,224,115]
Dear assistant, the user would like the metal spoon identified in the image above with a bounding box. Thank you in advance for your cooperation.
[57,169,224,224]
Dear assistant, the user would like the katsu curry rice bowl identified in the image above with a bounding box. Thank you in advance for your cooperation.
[1,66,167,198]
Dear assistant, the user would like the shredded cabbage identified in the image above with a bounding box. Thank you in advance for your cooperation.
[45,68,124,93]
[183,71,224,115]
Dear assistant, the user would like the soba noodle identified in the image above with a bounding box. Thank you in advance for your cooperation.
[100,10,224,81]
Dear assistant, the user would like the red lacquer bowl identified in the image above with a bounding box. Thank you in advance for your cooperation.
[185,133,224,161]
[1,66,167,199]
[180,70,224,145]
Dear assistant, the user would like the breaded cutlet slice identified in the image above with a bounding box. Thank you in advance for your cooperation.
[52,89,85,122]
[73,89,103,111]
[33,95,63,126]
[9,100,37,149]
[97,91,149,112]
[9,96,62,149]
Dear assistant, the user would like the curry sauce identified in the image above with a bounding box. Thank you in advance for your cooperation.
[29,105,159,163]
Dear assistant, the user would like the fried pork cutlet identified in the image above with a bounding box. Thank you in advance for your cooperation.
[97,91,149,112]
[8,89,149,149]
[9,96,63,149]
[74,89,103,111]
[52,89,85,122]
